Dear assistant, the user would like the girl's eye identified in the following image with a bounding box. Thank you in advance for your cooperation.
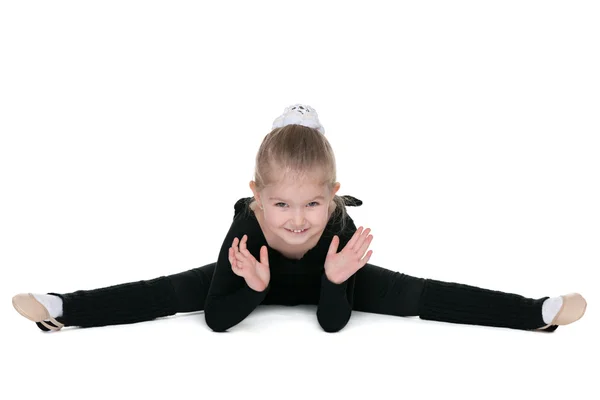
[275,202,320,208]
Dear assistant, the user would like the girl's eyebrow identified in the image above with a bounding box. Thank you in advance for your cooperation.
[269,195,325,202]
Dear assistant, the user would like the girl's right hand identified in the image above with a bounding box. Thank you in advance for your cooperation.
[229,235,270,292]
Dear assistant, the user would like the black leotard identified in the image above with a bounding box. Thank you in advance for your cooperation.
[204,195,363,332]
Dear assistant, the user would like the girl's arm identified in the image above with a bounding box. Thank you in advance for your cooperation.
[204,215,270,332]
[316,221,360,332]
[317,271,356,332]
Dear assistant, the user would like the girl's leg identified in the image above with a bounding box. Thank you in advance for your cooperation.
[353,263,556,331]
[42,262,216,329]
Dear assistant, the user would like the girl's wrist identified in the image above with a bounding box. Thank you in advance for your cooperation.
[245,275,268,292]
[325,270,344,285]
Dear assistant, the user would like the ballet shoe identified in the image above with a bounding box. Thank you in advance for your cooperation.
[36,320,62,332]
[537,293,587,331]
[12,293,64,331]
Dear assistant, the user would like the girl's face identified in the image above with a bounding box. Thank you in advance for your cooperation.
[252,178,340,247]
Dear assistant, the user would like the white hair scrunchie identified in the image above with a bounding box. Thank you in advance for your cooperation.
[271,104,325,135]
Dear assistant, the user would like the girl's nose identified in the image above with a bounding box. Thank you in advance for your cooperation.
[293,211,306,226]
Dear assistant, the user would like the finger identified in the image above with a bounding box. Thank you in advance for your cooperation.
[356,233,373,257]
[234,237,244,256]
[260,246,269,267]
[359,250,373,268]
[240,235,247,252]
[234,249,246,262]
[327,235,339,255]
[241,248,256,265]
[346,226,364,250]
[233,249,246,267]
[229,248,239,271]
[231,249,241,269]
[232,237,239,251]
[352,228,371,253]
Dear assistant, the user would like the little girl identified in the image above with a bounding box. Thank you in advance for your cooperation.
[12,104,587,333]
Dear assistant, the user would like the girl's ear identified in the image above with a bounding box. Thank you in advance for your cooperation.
[249,181,260,203]
[332,182,341,196]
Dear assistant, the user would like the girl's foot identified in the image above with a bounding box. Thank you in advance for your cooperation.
[12,293,65,331]
[537,293,587,331]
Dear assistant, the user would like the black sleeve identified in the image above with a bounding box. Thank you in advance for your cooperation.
[204,212,270,332]
[316,271,356,332]
[316,217,359,333]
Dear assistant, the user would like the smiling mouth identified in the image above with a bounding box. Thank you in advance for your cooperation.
[285,228,309,234]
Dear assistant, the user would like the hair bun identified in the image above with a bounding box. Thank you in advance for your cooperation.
[272,104,325,135]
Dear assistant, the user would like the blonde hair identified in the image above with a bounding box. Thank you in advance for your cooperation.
[248,124,350,232]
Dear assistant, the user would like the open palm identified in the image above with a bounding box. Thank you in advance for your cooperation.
[324,226,373,284]
[229,234,270,292]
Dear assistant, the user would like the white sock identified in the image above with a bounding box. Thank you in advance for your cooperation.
[542,296,563,324]
[32,294,63,318]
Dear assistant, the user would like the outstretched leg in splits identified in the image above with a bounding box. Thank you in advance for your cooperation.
[352,263,586,332]
[13,263,585,332]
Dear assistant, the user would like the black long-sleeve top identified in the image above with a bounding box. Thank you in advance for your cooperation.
[204,195,363,333]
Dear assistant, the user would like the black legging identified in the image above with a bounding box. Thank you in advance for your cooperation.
[45,263,554,332]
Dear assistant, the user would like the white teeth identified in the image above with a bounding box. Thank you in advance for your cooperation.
[287,229,306,233]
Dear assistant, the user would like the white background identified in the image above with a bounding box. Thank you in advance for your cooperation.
[1,1,598,399]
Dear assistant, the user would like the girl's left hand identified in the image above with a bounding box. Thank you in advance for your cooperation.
[324,226,373,284]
